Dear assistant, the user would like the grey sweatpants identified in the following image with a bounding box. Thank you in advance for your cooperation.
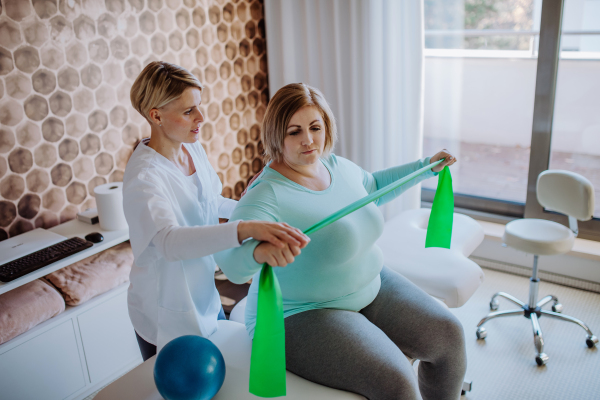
[284,266,467,400]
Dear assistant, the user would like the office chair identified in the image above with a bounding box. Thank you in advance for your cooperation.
[476,170,598,366]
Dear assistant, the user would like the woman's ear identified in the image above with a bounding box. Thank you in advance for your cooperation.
[148,108,162,126]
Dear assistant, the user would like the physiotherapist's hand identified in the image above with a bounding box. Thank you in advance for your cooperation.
[253,242,301,267]
[237,220,310,249]
[430,149,457,172]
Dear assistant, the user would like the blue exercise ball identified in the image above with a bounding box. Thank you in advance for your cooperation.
[154,335,226,400]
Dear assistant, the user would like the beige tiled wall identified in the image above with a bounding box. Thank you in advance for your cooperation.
[0,0,268,241]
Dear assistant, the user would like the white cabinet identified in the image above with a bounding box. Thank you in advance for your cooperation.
[0,284,142,400]
[0,320,86,400]
[78,290,140,384]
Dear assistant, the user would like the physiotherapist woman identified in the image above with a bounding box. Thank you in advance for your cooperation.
[123,62,310,360]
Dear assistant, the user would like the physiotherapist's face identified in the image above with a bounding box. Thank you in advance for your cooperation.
[282,106,325,167]
[156,87,204,143]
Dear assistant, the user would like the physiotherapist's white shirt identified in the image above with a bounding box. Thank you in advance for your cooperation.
[123,140,240,351]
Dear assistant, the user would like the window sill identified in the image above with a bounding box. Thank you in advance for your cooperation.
[476,218,600,262]
[422,202,600,262]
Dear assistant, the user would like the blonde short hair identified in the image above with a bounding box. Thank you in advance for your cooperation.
[130,61,203,122]
[262,83,337,163]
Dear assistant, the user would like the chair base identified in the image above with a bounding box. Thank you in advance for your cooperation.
[476,291,598,366]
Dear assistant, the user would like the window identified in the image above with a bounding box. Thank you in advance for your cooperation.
[422,0,600,240]
[422,0,537,213]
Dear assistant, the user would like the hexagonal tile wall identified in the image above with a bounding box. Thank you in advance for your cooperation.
[0,0,268,239]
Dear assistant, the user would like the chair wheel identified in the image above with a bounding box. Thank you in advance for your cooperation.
[586,335,598,348]
[490,299,499,311]
[461,390,466,396]
[552,303,563,313]
[535,353,549,366]
[476,327,487,340]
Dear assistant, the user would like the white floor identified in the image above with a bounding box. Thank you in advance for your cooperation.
[452,268,600,400]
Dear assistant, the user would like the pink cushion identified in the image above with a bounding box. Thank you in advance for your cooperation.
[0,279,65,345]
[45,242,133,306]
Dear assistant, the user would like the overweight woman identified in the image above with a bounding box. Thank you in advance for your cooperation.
[123,63,309,360]
[214,83,464,400]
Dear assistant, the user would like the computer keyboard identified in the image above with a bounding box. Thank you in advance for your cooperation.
[0,237,93,283]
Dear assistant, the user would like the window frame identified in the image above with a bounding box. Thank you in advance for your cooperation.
[525,0,600,241]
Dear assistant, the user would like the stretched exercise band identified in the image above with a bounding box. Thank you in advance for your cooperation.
[250,159,453,397]
[425,164,454,248]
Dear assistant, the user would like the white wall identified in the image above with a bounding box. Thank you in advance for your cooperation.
[424,56,600,156]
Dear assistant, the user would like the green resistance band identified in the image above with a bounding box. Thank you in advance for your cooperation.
[250,159,451,398]
[425,165,454,248]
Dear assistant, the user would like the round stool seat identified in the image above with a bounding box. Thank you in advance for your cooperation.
[503,218,575,256]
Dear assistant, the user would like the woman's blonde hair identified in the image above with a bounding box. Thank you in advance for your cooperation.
[262,83,337,163]
[130,61,203,122]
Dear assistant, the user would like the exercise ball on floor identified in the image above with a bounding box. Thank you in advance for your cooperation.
[154,335,226,400]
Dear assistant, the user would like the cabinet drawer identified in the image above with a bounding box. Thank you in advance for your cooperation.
[0,320,86,400]
[77,290,141,383]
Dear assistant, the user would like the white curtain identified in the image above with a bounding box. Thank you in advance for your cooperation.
[264,0,425,219]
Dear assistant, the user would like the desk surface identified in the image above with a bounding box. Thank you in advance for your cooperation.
[0,220,129,296]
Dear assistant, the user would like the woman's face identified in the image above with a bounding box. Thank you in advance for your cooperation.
[282,106,325,167]
[151,86,204,143]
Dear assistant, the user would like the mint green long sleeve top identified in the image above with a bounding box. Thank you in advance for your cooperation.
[214,154,435,337]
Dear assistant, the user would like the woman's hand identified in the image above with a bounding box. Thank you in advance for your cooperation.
[430,149,457,172]
[253,242,301,267]
[237,220,310,249]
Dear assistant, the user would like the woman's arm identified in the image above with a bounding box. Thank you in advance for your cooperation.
[214,182,305,284]
[125,175,306,264]
[152,223,241,262]
[153,206,307,263]
[362,150,456,206]
[124,174,242,262]
[361,158,435,206]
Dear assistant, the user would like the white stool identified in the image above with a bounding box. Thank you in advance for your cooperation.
[475,170,598,366]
